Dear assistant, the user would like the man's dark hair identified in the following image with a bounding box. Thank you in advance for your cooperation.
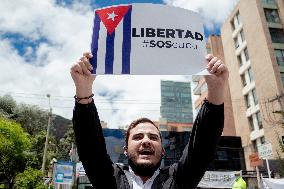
[125,117,162,147]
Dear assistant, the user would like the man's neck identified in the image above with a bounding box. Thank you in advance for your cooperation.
[137,175,151,183]
[129,166,159,183]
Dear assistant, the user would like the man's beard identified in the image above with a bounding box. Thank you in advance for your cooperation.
[128,155,162,177]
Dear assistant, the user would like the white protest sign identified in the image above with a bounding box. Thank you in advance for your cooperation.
[258,143,273,159]
[90,3,206,75]
[198,171,236,188]
[53,161,74,185]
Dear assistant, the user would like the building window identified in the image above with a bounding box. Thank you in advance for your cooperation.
[244,47,250,61]
[262,0,276,5]
[252,88,258,105]
[264,9,281,23]
[240,29,245,42]
[275,49,284,66]
[207,46,212,54]
[281,73,284,85]
[248,116,254,131]
[269,28,284,43]
[248,67,254,82]
[159,125,167,130]
[234,37,239,49]
[241,73,247,86]
[231,20,235,31]
[245,94,251,108]
[231,12,241,31]
[256,111,263,129]
[238,55,243,66]
[216,151,228,161]
[252,140,257,152]
[260,136,266,144]
[183,127,191,132]
[236,12,241,25]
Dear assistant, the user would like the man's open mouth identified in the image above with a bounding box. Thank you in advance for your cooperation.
[139,149,154,155]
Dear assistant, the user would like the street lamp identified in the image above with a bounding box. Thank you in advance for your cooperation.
[41,94,52,174]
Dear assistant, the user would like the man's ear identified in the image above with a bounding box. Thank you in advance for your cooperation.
[123,146,128,156]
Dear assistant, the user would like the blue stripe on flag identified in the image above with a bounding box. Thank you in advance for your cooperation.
[105,31,115,74]
[90,12,101,74]
[122,7,132,74]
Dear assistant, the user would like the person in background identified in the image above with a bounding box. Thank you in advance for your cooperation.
[232,171,247,189]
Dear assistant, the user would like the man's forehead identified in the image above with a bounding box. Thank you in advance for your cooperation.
[130,122,160,135]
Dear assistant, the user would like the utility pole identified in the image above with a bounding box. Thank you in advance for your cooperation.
[41,94,52,174]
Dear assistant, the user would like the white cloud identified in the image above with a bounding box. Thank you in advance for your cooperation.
[0,0,191,128]
[164,0,239,30]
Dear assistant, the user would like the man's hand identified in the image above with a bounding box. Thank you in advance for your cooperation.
[70,52,96,104]
[204,54,229,105]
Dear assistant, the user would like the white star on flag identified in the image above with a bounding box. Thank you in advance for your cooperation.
[107,11,118,21]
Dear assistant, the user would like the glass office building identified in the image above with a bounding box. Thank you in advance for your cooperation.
[160,80,193,123]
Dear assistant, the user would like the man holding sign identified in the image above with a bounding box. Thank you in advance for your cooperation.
[71,51,228,189]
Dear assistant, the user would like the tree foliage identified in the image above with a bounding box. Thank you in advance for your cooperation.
[0,117,31,188]
[0,94,74,183]
[0,95,16,118]
[13,104,49,136]
[56,126,75,160]
[15,167,47,189]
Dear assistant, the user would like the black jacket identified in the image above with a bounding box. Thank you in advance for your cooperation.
[73,100,224,189]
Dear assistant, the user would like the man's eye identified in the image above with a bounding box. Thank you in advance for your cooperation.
[133,135,142,140]
[150,136,158,140]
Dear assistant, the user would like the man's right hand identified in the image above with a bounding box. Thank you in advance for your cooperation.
[70,52,96,104]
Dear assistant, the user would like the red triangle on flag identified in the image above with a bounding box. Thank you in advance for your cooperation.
[96,5,131,35]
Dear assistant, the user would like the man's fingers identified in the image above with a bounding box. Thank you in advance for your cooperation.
[78,59,92,75]
[83,52,93,59]
[70,64,83,75]
[215,64,226,75]
[205,54,227,76]
[210,60,222,74]
[80,56,93,71]
[207,57,219,72]
[205,54,214,61]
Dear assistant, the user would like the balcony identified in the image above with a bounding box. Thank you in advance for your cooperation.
[261,0,277,9]
[276,56,284,67]
[193,83,202,95]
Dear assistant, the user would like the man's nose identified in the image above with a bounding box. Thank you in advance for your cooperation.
[141,136,151,146]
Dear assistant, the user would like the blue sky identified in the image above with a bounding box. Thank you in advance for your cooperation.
[0,0,238,127]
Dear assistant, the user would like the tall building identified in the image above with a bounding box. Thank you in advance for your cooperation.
[160,80,193,131]
[221,0,284,171]
[192,35,237,136]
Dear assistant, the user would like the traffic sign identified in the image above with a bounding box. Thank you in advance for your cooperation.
[249,153,263,167]
[258,143,273,159]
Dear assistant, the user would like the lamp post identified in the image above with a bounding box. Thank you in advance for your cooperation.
[41,94,52,174]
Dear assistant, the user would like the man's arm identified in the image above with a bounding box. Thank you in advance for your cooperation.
[175,55,228,188]
[71,53,117,188]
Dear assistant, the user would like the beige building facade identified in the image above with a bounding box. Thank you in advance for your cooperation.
[221,0,284,171]
[193,35,236,136]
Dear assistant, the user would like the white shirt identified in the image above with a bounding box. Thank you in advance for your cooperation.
[129,167,160,189]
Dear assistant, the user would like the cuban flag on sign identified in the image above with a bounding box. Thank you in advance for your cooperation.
[90,5,132,74]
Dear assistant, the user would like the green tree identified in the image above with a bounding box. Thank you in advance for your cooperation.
[25,130,58,171]
[271,111,284,177]
[15,167,47,189]
[13,104,49,135]
[0,95,16,118]
[56,126,75,160]
[0,117,31,189]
